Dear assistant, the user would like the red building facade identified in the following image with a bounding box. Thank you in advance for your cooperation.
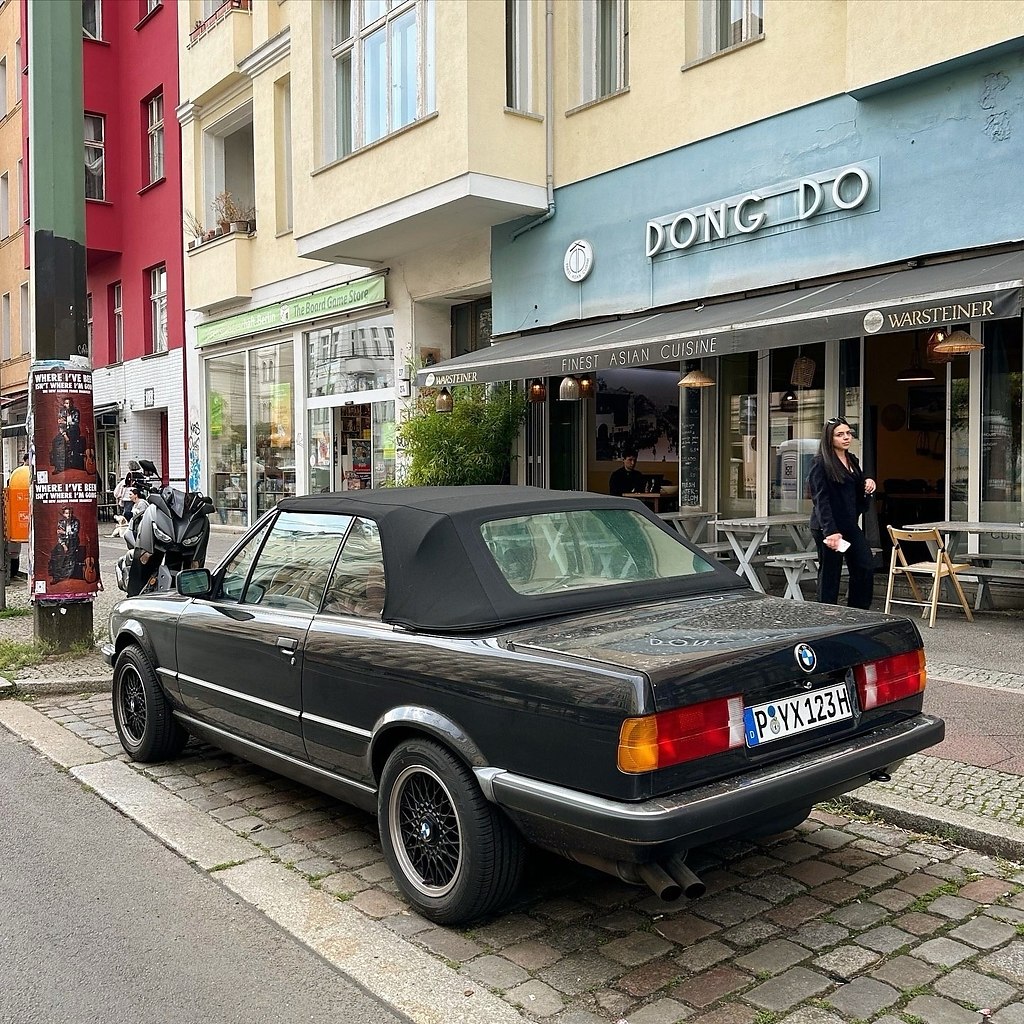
[22,0,185,497]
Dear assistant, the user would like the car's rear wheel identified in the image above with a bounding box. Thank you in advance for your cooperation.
[378,738,524,924]
[112,645,188,762]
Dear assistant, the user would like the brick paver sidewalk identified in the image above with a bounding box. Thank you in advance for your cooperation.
[21,691,1024,1024]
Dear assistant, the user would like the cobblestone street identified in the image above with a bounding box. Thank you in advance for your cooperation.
[25,691,1024,1024]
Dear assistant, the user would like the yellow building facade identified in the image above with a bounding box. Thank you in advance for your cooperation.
[179,0,1024,520]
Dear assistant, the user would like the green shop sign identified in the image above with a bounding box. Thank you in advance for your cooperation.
[195,275,387,348]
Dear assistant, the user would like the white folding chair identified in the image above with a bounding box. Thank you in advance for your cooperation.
[884,526,973,628]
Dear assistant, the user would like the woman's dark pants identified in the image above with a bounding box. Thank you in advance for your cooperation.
[811,528,874,609]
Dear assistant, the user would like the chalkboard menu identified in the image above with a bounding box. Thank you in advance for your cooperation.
[679,386,701,507]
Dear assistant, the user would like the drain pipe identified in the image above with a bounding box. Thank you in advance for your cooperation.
[510,0,555,241]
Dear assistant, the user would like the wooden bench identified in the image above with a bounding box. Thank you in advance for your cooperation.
[961,561,1024,610]
[765,552,818,600]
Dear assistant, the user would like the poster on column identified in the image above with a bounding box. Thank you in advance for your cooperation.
[30,363,101,600]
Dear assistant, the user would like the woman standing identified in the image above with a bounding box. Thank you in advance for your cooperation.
[808,417,877,609]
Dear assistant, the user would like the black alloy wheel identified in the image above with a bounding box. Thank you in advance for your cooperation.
[378,738,524,925]
[112,645,188,762]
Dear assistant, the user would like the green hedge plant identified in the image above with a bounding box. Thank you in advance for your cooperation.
[397,384,528,486]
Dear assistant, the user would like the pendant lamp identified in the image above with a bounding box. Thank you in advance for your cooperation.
[577,376,595,399]
[678,368,715,388]
[558,376,581,401]
[931,329,984,354]
[434,387,453,413]
[528,379,547,402]
[895,338,935,383]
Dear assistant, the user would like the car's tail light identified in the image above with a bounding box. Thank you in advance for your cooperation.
[618,695,745,773]
[854,649,927,710]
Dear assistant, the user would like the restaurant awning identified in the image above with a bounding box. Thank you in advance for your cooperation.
[416,249,1024,386]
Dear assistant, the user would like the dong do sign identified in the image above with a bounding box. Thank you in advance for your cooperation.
[196,275,387,347]
[646,161,876,258]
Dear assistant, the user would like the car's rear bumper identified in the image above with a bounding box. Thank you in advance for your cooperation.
[476,713,944,863]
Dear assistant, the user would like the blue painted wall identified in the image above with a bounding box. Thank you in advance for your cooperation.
[490,49,1024,337]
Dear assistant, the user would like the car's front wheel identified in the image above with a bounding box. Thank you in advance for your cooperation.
[378,738,524,924]
[112,645,188,762]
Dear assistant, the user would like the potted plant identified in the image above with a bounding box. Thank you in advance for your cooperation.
[183,209,205,249]
[213,190,255,234]
[397,382,528,486]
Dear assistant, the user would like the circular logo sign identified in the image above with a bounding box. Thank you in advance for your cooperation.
[563,240,594,283]
[863,310,884,334]
[423,373,436,387]
[794,643,817,674]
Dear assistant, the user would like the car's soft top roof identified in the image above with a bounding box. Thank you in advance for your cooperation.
[274,486,744,633]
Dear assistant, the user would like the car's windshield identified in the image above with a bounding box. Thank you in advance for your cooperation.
[480,509,715,595]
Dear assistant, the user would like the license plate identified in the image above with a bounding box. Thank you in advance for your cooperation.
[744,682,853,747]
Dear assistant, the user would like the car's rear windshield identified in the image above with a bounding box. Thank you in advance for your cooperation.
[479,509,715,595]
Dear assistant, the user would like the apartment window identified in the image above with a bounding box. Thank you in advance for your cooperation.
[14,41,21,101]
[700,0,763,55]
[505,0,531,111]
[86,293,93,361]
[111,281,123,363]
[452,299,492,358]
[0,58,7,120]
[17,159,23,223]
[146,92,164,184]
[326,0,435,160]
[149,265,167,354]
[85,114,105,200]
[19,282,29,355]
[83,0,102,40]
[0,173,8,239]
[1,294,10,361]
[581,0,628,104]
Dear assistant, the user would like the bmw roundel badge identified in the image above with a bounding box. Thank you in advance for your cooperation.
[794,643,817,674]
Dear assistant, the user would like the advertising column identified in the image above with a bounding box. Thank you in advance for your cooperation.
[30,364,101,600]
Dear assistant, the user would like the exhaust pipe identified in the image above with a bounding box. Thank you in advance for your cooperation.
[665,853,706,899]
[564,851,700,902]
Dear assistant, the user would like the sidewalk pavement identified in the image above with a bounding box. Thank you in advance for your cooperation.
[4,581,1024,1023]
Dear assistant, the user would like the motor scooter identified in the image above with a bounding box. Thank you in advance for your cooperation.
[116,486,216,597]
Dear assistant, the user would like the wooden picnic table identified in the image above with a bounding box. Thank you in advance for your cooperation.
[905,521,1024,608]
[658,509,717,544]
[714,513,815,593]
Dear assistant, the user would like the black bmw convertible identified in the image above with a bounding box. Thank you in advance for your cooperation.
[104,487,943,924]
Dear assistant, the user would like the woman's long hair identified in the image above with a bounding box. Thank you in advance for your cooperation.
[817,418,855,484]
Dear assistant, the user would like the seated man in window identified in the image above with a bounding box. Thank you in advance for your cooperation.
[608,450,645,497]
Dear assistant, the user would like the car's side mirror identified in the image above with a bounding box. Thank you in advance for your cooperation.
[177,568,213,598]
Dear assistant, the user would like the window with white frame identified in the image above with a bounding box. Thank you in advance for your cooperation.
[0,58,8,120]
[505,0,531,111]
[699,0,762,56]
[111,281,123,362]
[85,114,105,200]
[325,0,436,160]
[83,0,102,40]
[19,282,29,355]
[580,0,628,105]
[0,173,8,240]
[149,265,167,353]
[147,92,164,184]
[1,294,10,361]
[17,159,24,224]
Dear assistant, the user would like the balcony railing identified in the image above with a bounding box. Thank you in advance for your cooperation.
[189,0,251,45]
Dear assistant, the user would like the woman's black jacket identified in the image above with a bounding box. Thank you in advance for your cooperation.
[808,452,869,536]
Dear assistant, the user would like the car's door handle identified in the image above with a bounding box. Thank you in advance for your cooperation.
[276,636,298,653]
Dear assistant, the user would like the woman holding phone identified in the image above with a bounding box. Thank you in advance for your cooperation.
[807,416,877,609]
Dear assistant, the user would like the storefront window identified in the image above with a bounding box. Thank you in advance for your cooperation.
[206,341,296,527]
[767,344,825,516]
[252,341,297,518]
[372,401,396,487]
[207,351,249,528]
[981,318,1023,539]
[718,352,758,518]
[309,407,333,493]
[306,313,395,397]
